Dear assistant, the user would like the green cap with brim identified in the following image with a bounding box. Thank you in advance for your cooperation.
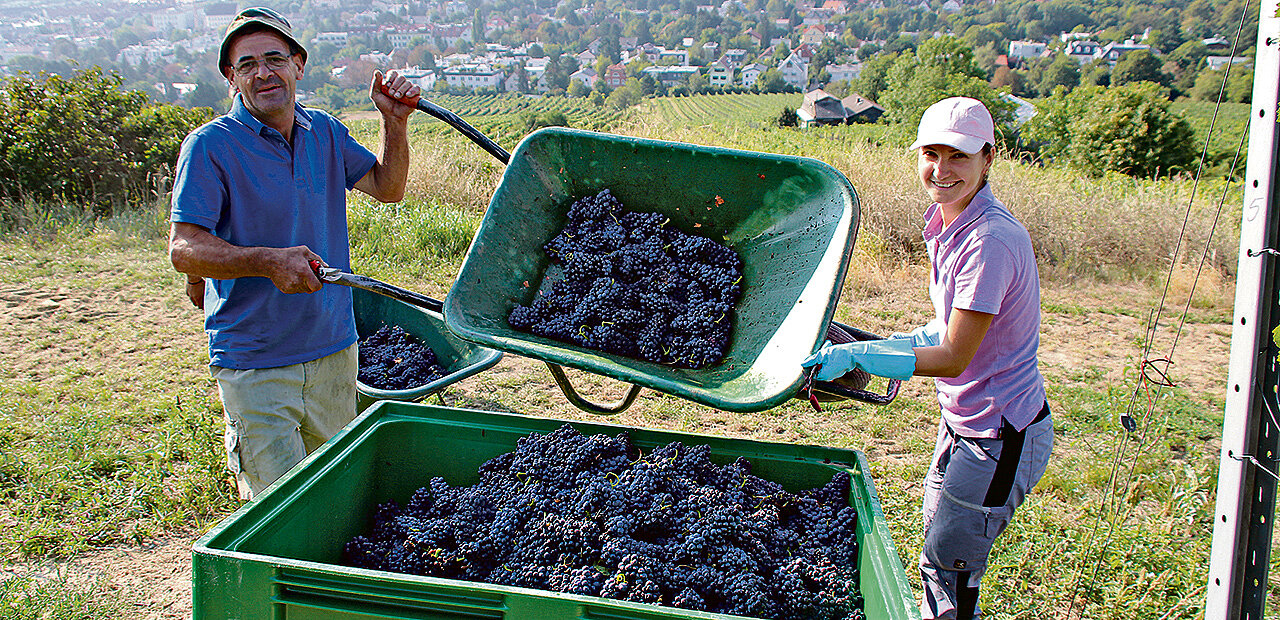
[218,7,307,72]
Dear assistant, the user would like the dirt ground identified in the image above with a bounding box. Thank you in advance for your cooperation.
[0,269,1237,618]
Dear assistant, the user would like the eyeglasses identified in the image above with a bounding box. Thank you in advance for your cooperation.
[232,54,293,77]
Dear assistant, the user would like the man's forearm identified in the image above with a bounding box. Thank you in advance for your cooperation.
[368,115,410,202]
[171,224,278,280]
[169,222,322,294]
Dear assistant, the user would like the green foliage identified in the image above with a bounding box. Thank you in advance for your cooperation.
[1192,66,1254,103]
[519,109,570,131]
[850,53,895,101]
[1111,49,1173,88]
[876,37,1016,147]
[1027,83,1197,178]
[1035,54,1081,97]
[755,68,787,93]
[606,78,644,110]
[0,67,212,214]
[777,106,798,127]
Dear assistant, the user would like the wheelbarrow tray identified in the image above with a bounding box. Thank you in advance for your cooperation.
[353,287,502,411]
[444,127,859,412]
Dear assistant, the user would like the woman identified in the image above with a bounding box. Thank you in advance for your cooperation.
[802,97,1054,620]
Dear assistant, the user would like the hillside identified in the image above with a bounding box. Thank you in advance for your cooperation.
[0,92,1253,618]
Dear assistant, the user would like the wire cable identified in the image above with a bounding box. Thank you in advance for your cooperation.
[1063,1,1255,615]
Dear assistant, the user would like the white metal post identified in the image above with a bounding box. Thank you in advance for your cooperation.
[1206,0,1280,616]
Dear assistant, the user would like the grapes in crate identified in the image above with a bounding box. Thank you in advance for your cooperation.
[357,325,446,390]
[342,424,865,620]
[507,189,744,369]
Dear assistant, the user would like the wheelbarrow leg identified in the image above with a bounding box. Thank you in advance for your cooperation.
[545,363,643,415]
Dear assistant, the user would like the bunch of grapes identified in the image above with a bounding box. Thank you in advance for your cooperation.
[342,424,866,620]
[507,189,745,369]
[357,325,447,390]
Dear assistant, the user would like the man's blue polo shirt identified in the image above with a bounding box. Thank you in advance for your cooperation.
[170,95,377,370]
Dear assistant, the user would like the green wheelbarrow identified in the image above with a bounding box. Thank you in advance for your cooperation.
[329,94,900,414]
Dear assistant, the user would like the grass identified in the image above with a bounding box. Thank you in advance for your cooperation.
[0,574,122,619]
[0,93,1252,617]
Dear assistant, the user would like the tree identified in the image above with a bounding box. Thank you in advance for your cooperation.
[1111,50,1172,88]
[1192,66,1253,103]
[1080,58,1111,87]
[184,79,229,110]
[1020,84,1093,162]
[606,77,643,109]
[567,79,591,97]
[1048,82,1197,178]
[755,68,786,93]
[877,38,1016,146]
[916,35,986,80]
[777,106,798,127]
[850,53,895,101]
[1165,39,1210,95]
[989,66,1029,97]
[0,68,212,212]
[1036,54,1080,96]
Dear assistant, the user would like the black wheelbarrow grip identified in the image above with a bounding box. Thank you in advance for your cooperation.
[415,98,511,165]
[801,321,902,405]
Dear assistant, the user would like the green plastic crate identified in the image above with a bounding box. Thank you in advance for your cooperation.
[444,127,859,413]
[192,403,919,620]
[353,287,503,412]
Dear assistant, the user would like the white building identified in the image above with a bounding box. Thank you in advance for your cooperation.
[640,65,700,85]
[118,41,174,65]
[151,8,198,31]
[706,60,733,87]
[314,32,349,47]
[779,53,808,89]
[1065,40,1100,64]
[1206,55,1251,71]
[201,4,238,32]
[659,48,690,65]
[442,64,502,90]
[1096,40,1152,64]
[401,66,437,90]
[570,66,597,89]
[825,63,861,83]
[739,62,766,87]
[1008,40,1047,60]
[388,30,431,49]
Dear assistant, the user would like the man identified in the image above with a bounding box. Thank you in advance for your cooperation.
[169,7,420,499]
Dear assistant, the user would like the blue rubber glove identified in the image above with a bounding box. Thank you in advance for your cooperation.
[890,318,945,348]
[801,338,916,381]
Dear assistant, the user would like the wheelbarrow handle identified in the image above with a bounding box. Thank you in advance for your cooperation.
[811,376,901,405]
[309,260,444,314]
[800,320,902,406]
[380,85,511,164]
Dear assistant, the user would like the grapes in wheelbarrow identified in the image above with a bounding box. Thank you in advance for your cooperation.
[357,325,447,390]
[507,190,744,369]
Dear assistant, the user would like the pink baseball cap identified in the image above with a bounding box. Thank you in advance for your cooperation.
[908,97,995,154]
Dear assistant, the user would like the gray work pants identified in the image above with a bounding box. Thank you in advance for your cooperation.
[919,404,1054,619]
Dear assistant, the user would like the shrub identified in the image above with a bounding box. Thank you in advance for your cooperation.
[1026,82,1196,178]
[777,107,798,127]
[0,67,213,214]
